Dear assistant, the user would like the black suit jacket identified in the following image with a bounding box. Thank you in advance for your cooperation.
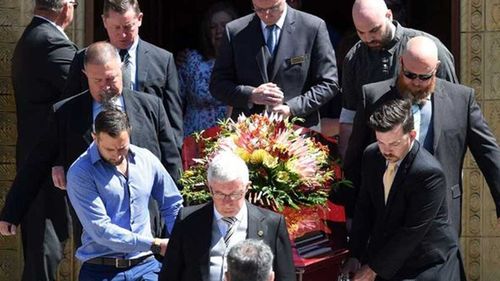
[12,16,77,166]
[342,78,500,234]
[159,202,296,281]
[9,16,77,239]
[63,39,183,152]
[350,141,459,280]
[210,6,339,128]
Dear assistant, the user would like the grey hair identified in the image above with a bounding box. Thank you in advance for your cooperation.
[36,0,66,11]
[226,239,274,281]
[84,41,121,67]
[207,151,249,184]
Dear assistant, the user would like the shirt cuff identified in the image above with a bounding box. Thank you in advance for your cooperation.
[339,108,356,124]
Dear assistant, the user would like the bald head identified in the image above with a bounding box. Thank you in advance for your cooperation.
[352,0,391,29]
[84,41,121,67]
[401,36,439,73]
[352,0,394,49]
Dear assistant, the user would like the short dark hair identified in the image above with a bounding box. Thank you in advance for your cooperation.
[368,98,414,133]
[36,0,65,11]
[94,108,130,137]
[199,1,238,59]
[103,0,141,17]
[226,239,274,281]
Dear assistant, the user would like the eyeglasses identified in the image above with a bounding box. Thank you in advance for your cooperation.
[211,190,245,201]
[253,4,281,14]
[401,62,436,81]
[68,0,78,8]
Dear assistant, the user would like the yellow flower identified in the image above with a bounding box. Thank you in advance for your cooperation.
[250,149,269,164]
[276,171,290,183]
[183,170,195,177]
[263,154,278,168]
[235,147,251,162]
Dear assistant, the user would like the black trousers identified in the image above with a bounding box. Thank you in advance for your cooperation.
[20,183,70,281]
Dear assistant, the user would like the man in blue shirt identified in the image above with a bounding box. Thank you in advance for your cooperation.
[67,109,183,280]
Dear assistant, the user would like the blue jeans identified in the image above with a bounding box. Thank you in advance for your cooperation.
[79,256,161,281]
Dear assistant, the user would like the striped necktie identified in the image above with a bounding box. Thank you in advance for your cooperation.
[222,217,237,245]
[119,49,132,90]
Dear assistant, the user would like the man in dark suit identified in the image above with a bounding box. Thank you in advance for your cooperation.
[61,0,182,153]
[159,152,296,281]
[341,36,500,235]
[210,0,339,129]
[2,0,77,280]
[342,99,460,281]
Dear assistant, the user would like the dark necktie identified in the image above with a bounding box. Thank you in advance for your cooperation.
[266,24,277,56]
[119,49,132,90]
[222,216,237,245]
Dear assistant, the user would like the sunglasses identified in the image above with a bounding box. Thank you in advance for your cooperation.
[401,61,436,81]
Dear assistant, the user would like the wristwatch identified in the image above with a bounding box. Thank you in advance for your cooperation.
[150,238,162,255]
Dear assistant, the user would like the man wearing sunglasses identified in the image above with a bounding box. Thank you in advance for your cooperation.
[343,36,500,237]
[2,0,78,280]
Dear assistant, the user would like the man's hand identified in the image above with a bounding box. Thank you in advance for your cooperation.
[52,166,66,190]
[353,265,377,281]
[342,257,361,276]
[158,238,169,256]
[250,83,284,106]
[271,104,291,117]
[0,221,16,236]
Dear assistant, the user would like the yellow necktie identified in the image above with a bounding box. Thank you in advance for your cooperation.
[383,162,397,203]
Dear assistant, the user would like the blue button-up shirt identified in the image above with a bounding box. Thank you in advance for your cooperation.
[67,142,183,262]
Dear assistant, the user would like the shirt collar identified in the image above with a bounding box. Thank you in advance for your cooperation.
[34,15,69,40]
[118,37,139,59]
[259,4,287,30]
[213,201,247,223]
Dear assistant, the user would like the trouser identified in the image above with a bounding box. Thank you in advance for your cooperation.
[79,256,161,281]
[20,185,70,281]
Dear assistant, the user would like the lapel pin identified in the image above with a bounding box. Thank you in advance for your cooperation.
[258,230,264,237]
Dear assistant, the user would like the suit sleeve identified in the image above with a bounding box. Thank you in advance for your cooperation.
[0,115,59,224]
[274,215,297,281]
[156,97,183,182]
[63,50,87,98]
[435,40,459,84]
[42,38,77,96]
[159,211,185,281]
[466,90,500,217]
[162,52,184,154]
[369,168,447,279]
[210,27,256,109]
[285,20,339,118]
[348,149,376,259]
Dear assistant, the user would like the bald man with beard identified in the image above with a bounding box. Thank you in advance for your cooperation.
[342,36,500,237]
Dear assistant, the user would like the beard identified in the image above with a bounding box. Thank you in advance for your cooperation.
[366,23,394,50]
[396,72,436,105]
[99,88,120,108]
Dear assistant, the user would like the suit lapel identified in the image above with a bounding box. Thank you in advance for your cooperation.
[251,15,271,83]
[246,202,266,240]
[270,7,296,81]
[197,203,215,281]
[431,80,447,152]
[136,39,149,91]
[121,90,141,144]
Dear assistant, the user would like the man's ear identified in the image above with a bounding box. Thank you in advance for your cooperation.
[224,271,231,281]
[91,132,97,141]
[386,9,393,21]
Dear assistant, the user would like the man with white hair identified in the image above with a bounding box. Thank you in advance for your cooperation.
[160,151,296,281]
[344,35,500,236]
[226,239,275,281]
[337,0,458,159]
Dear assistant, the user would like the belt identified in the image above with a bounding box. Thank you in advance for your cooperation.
[85,254,153,269]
